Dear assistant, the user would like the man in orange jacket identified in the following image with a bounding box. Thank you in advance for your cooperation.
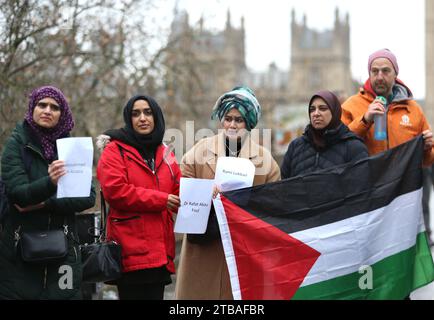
[341,48,434,167]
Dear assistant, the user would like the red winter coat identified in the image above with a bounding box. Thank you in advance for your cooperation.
[96,140,180,274]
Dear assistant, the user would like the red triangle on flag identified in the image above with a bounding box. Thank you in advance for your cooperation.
[221,196,321,300]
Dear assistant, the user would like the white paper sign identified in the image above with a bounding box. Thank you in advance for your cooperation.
[56,137,93,198]
[174,178,214,234]
[214,157,255,192]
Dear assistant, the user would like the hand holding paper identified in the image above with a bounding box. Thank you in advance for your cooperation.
[174,157,255,234]
[212,185,222,199]
[48,160,66,185]
[167,194,181,212]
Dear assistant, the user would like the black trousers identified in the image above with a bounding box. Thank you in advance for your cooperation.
[117,283,166,300]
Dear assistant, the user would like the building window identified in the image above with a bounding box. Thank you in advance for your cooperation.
[308,66,321,90]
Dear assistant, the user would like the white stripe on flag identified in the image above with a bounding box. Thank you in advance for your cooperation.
[213,196,242,300]
[291,188,425,287]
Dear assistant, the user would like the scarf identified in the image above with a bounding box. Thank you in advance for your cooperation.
[105,95,165,161]
[24,86,74,162]
[211,86,261,131]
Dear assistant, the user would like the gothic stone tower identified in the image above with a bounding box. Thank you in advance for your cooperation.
[165,9,247,129]
[168,9,246,99]
[288,8,354,102]
[426,0,434,126]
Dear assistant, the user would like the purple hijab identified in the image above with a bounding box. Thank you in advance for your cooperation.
[24,86,74,162]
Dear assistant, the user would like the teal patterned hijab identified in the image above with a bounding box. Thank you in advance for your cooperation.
[211,86,261,131]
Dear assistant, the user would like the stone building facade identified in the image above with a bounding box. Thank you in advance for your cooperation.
[165,8,357,156]
[288,8,356,102]
[165,9,248,129]
[167,7,356,103]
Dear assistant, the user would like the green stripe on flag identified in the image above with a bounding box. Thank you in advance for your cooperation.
[292,232,434,300]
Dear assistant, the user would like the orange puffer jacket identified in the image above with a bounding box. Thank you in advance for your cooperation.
[342,80,434,166]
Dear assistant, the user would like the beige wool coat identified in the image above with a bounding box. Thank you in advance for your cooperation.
[175,133,281,300]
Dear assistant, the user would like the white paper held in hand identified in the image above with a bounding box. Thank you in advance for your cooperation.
[56,137,93,198]
[214,157,255,192]
[174,178,214,234]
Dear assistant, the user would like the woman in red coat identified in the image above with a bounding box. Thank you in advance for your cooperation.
[96,95,180,300]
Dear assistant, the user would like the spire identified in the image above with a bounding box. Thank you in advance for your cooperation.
[173,0,179,16]
[226,8,232,29]
[184,11,189,27]
[241,15,245,30]
[335,7,340,27]
[170,0,187,36]
[291,8,296,27]
[303,13,307,27]
[199,14,204,32]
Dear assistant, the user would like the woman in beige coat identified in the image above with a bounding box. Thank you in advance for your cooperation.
[175,86,280,300]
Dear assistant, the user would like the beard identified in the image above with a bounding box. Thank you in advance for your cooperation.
[372,80,394,97]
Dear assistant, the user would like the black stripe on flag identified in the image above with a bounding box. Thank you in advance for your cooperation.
[223,136,424,234]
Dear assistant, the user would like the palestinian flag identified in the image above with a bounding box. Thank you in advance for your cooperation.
[213,136,434,300]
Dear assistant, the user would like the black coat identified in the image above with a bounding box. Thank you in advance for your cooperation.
[281,124,368,179]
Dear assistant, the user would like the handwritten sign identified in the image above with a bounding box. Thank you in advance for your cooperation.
[174,178,214,234]
[56,137,93,198]
[214,157,255,192]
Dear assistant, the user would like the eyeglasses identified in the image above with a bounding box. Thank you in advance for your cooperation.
[132,108,153,118]
[36,102,60,112]
[224,116,244,124]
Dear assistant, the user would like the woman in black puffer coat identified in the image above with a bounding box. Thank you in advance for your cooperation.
[281,90,368,179]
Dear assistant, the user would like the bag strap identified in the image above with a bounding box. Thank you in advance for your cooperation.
[94,144,121,243]
[99,189,108,241]
[117,144,124,159]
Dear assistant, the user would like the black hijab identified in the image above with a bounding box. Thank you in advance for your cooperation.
[306,90,342,150]
[105,95,165,161]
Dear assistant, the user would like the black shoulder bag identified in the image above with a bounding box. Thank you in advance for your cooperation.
[80,190,122,283]
[17,221,69,264]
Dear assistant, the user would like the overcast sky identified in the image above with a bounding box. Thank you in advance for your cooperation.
[173,0,425,99]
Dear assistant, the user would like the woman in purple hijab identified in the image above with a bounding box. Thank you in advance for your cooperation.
[25,86,75,162]
[0,86,95,300]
